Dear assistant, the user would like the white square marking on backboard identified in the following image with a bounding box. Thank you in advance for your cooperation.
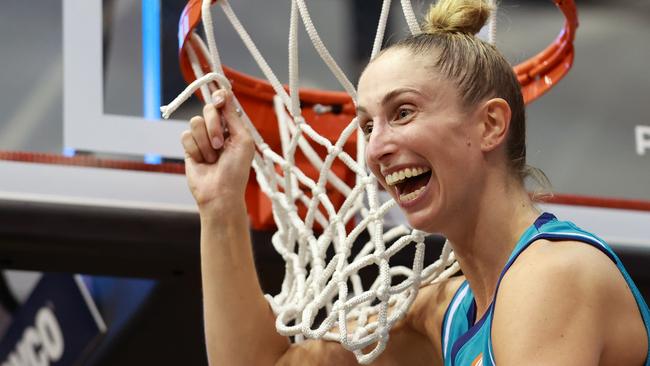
[63,0,186,158]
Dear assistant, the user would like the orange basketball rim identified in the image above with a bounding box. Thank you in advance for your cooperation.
[175,0,578,229]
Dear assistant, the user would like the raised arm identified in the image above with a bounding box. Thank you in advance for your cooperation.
[181,89,464,365]
[181,89,290,365]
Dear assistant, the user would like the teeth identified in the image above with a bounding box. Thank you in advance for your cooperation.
[385,167,430,186]
[399,186,426,202]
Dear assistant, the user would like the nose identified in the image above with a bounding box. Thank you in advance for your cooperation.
[365,122,397,167]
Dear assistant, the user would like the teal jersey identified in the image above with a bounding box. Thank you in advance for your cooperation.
[441,212,650,366]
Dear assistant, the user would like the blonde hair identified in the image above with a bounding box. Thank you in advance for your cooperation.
[424,0,492,35]
[384,0,551,194]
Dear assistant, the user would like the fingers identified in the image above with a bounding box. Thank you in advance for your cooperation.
[203,101,224,150]
[184,88,253,162]
[182,90,230,165]
[190,116,218,163]
[180,130,204,164]
[219,89,250,140]
[208,82,218,95]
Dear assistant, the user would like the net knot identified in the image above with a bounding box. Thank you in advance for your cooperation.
[311,186,325,197]
[412,231,426,243]
[298,229,313,243]
[376,285,389,302]
[294,116,306,126]
[328,145,342,156]
[367,212,381,222]
[329,215,340,225]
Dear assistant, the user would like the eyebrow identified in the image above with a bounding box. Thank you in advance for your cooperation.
[357,87,423,115]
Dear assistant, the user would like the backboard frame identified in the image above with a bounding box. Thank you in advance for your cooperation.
[63,0,186,158]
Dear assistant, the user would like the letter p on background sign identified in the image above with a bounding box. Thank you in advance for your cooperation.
[636,125,650,156]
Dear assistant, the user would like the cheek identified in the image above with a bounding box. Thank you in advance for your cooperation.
[364,150,383,181]
[398,125,440,160]
[413,126,473,178]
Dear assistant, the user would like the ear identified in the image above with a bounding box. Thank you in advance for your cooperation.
[478,98,511,152]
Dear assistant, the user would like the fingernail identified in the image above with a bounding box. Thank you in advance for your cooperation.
[212,137,223,149]
[212,95,224,105]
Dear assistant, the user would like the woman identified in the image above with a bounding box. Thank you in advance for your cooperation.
[180,0,650,365]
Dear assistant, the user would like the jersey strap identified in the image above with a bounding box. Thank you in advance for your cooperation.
[441,280,471,362]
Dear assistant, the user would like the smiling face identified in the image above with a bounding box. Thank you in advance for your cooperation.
[357,48,487,233]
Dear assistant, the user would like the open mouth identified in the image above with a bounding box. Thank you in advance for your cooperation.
[385,167,432,203]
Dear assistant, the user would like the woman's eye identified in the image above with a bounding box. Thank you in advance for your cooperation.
[362,121,373,136]
[397,108,413,120]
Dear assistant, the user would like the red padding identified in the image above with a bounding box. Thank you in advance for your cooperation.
[0,150,184,174]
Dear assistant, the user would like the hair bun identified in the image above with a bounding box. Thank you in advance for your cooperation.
[424,0,493,36]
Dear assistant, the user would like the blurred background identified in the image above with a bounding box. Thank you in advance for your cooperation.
[0,0,648,364]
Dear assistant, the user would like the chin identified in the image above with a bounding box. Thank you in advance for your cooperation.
[404,208,440,234]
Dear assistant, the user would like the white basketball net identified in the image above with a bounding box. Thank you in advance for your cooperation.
[162,0,496,363]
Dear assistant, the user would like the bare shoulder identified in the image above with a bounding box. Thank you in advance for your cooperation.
[500,239,633,307]
[500,239,624,297]
[493,239,648,366]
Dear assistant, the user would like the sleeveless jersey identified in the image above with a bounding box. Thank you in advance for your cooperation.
[440,212,650,366]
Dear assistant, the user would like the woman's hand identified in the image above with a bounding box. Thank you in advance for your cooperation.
[180,89,255,213]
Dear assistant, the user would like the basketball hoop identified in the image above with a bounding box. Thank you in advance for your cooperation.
[172,0,578,231]
[161,0,578,363]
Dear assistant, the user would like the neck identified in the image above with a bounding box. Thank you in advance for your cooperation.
[444,175,540,318]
